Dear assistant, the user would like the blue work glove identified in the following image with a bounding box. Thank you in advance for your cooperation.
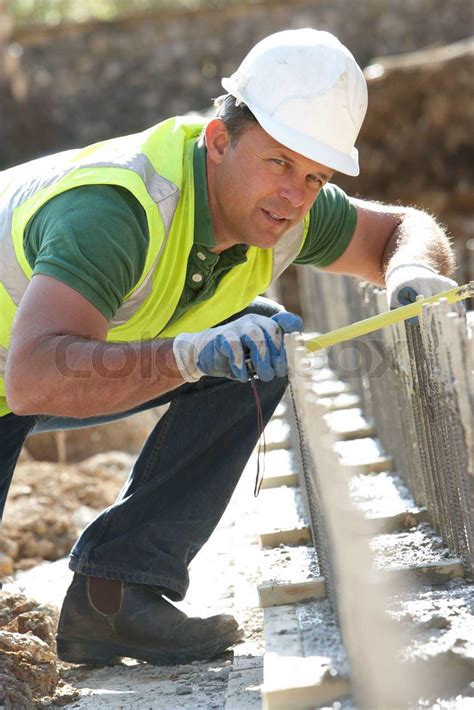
[385,263,458,324]
[172,311,303,383]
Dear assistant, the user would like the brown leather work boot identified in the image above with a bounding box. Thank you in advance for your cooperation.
[56,573,243,665]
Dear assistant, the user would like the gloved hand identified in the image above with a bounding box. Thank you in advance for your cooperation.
[385,263,459,326]
[173,311,303,383]
[385,263,458,309]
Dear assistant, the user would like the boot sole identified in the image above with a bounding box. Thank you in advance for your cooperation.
[57,627,243,666]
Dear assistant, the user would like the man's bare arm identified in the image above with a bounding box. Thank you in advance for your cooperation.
[5,275,185,418]
[321,198,455,284]
[380,206,455,277]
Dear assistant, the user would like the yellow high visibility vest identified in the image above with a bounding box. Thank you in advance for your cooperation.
[0,116,308,416]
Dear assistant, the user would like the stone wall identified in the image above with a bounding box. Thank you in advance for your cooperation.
[1,0,472,167]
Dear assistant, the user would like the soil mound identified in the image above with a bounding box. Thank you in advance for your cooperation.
[1,452,134,574]
[0,592,60,708]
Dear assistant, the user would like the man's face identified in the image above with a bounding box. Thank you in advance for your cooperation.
[206,121,334,252]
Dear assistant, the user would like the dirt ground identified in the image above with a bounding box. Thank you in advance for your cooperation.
[0,413,267,708]
[1,411,162,575]
[1,452,135,575]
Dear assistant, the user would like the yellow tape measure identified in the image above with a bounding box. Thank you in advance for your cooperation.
[305,282,474,353]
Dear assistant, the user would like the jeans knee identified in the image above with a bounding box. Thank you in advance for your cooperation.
[221,296,285,324]
[255,372,288,404]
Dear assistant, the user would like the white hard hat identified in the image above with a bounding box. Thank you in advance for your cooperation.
[221,28,368,176]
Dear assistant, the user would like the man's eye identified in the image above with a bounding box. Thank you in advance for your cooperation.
[271,159,286,167]
[308,175,323,186]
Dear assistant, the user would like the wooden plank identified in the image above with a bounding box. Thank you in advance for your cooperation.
[345,456,394,474]
[311,380,352,397]
[258,577,326,608]
[259,448,299,489]
[335,437,393,473]
[260,526,311,548]
[258,487,309,539]
[262,605,350,710]
[367,507,429,533]
[385,558,464,584]
[316,393,361,411]
[334,423,375,441]
[265,437,291,452]
[263,675,350,710]
[259,543,322,608]
[260,470,299,489]
[324,408,375,441]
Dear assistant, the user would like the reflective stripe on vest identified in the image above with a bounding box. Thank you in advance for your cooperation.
[0,151,179,320]
[0,346,7,374]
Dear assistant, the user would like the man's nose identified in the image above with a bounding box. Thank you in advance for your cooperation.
[279,181,305,208]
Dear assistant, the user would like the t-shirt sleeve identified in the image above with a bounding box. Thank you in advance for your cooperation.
[24,184,149,321]
[293,183,357,267]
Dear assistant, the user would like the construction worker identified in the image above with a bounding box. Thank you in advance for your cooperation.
[0,29,456,665]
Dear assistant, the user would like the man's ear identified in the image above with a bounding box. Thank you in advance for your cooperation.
[205,119,230,165]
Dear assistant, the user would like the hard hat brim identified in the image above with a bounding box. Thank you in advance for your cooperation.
[247,101,360,177]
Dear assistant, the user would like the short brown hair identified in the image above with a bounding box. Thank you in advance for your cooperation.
[212,94,257,145]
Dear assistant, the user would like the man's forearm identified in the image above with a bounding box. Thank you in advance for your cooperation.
[6,336,185,418]
[382,208,455,279]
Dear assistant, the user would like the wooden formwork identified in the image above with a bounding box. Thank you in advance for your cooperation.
[257,273,473,708]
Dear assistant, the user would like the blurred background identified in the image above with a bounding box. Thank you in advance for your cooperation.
[1,0,473,289]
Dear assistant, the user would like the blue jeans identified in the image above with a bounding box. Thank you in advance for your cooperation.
[0,298,287,600]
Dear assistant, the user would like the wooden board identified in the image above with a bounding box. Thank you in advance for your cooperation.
[323,407,375,440]
[260,526,311,548]
[385,558,464,585]
[262,605,350,710]
[335,437,393,473]
[258,487,309,541]
[260,470,299,490]
[367,507,429,533]
[259,448,299,489]
[258,578,326,608]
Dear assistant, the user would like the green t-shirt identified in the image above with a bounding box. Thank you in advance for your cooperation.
[24,144,356,323]
[24,184,149,321]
